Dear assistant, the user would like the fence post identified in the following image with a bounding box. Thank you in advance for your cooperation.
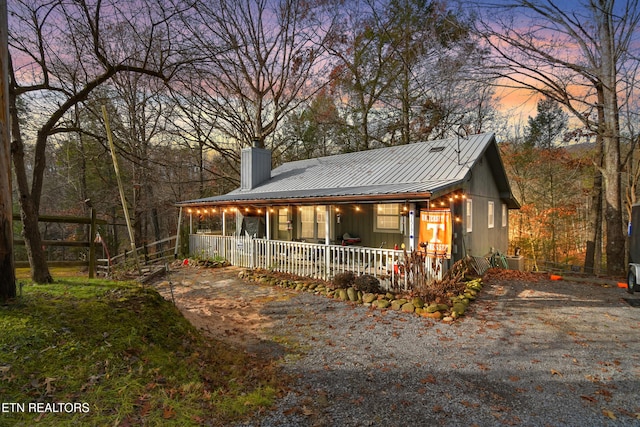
[88,208,96,278]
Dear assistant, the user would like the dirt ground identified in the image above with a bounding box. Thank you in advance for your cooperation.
[151,265,639,360]
[152,265,297,358]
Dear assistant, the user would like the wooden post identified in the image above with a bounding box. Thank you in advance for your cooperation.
[0,0,16,300]
[174,206,182,259]
[102,105,140,275]
[88,208,96,278]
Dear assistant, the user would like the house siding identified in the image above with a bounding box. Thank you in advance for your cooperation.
[464,155,509,257]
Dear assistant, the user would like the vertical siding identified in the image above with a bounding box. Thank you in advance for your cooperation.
[465,155,509,256]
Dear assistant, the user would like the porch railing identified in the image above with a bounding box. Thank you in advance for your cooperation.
[189,234,445,291]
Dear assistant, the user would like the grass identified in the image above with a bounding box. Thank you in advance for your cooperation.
[0,272,283,426]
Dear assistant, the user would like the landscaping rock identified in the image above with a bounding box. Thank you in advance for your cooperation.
[375,300,391,309]
[401,302,415,313]
[362,293,377,304]
[411,296,425,308]
[347,287,358,302]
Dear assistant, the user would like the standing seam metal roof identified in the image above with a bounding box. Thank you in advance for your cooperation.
[178,133,514,206]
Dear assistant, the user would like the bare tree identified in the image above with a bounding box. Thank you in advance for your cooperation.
[8,0,183,282]
[176,0,332,154]
[476,0,640,276]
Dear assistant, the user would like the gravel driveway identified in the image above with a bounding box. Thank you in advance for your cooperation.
[236,273,640,426]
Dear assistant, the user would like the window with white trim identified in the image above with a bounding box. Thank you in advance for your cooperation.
[317,207,327,239]
[299,206,327,240]
[278,208,289,231]
[466,198,473,232]
[488,201,495,229]
[300,206,314,238]
[502,203,507,227]
[375,203,401,232]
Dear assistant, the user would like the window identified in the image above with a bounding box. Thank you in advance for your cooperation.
[299,205,328,240]
[278,208,289,231]
[317,207,326,239]
[466,199,473,232]
[502,203,507,227]
[375,204,401,232]
[300,206,315,238]
[488,201,495,229]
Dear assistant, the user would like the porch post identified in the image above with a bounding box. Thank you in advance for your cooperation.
[409,203,416,251]
[324,205,331,280]
[189,210,193,235]
[222,210,226,236]
[325,205,330,245]
[265,208,271,240]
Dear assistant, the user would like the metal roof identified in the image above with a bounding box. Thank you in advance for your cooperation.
[178,132,519,207]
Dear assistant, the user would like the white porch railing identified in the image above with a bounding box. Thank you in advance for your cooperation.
[189,234,444,291]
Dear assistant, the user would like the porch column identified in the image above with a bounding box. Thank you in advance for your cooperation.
[265,208,271,240]
[189,209,193,235]
[325,205,330,245]
[222,210,226,236]
[325,205,331,280]
[409,203,416,251]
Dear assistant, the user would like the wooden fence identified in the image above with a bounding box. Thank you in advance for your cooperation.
[96,235,178,277]
[13,211,105,278]
[189,234,445,291]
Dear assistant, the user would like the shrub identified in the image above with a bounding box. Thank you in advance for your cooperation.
[354,274,382,294]
[332,271,356,289]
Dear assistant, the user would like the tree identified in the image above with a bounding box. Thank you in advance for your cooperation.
[8,0,183,282]
[276,88,350,161]
[476,0,640,275]
[524,98,568,262]
[325,1,398,150]
[0,0,15,300]
[176,0,331,156]
[327,0,496,150]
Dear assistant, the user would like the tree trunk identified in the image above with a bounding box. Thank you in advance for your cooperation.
[599,5,625,277]
[9,85,52,283]
[0,0,15,299]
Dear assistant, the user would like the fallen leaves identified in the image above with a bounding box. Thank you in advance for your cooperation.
[602,409,616,420]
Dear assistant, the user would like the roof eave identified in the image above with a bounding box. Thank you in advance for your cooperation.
[175,191,433,208]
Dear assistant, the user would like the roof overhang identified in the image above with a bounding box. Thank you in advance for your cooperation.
[176,191,433,208]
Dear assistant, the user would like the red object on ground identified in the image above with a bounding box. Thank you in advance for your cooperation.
[550,274,562,281]
[618,282,628,288]
[183,259,189,266]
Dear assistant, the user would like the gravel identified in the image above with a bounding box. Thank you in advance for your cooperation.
[235,276,640,427]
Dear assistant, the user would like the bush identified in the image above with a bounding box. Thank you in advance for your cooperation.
[332,271,356,289]
[354,274,382,294]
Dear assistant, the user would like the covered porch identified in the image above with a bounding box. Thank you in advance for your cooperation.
[188,233,445,291]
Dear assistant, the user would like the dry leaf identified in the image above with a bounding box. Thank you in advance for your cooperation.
[580,395,597,403]
[163,406,176,419]
[550,369,562,376]
[302,406,313,416]
[602,409,616,420]
[44,377,56,395]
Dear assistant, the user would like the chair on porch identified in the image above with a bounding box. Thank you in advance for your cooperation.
[340,232,361,246]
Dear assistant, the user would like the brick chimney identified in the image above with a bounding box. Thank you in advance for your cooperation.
[240,147,272,190]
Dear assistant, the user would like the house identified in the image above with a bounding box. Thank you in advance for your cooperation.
[176,132,519,281]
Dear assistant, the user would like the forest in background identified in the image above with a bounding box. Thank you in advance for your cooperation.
[3,0,639,287]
